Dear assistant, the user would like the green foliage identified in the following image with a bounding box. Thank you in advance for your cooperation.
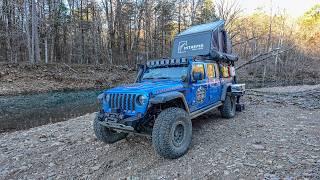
[154,1,176,35]
[195,0,217,24]
[299,4,320,27]
[298,4,320,53]
[55,2,70,24]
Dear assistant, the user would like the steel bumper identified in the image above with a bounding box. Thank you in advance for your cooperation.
[97,112,140,132]
[98,120,135,131]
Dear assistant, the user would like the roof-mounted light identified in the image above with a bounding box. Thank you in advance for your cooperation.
[146,58,188,67]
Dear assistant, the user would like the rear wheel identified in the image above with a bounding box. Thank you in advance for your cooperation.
[93,114,128,144]
[220,94,236,118]
[152,107,192,159]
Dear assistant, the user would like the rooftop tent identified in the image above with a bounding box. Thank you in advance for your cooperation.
[171,20,238,61]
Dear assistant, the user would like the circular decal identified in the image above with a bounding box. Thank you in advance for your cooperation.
[196,86,206,103]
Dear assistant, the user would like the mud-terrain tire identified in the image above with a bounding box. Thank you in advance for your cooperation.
[220,94,236,119]
[93,114,128,144]
[152,107,192,159]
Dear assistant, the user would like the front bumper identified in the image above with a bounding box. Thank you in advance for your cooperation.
[97,111,141,132]
[98,120,135,131]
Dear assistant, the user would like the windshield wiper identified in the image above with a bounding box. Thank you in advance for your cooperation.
[157,77,170,79]
[143,77,170,80]
[142,77,155,80]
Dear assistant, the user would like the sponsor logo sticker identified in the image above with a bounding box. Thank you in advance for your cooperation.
[178,41,204,54]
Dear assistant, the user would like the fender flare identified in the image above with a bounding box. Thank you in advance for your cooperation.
[220,83,232,101]
[150,91,190,113]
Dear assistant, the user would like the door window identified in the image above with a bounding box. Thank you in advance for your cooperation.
[206,64,215,79]
[214,64,220,78]
[220,64,230,78]
[192,64,205,81]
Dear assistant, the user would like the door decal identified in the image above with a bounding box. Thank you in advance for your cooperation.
[196,86,206,103]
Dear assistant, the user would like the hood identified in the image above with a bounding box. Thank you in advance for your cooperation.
[106,80,184,95]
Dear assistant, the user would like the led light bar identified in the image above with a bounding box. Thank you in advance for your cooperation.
[147,58,188,67]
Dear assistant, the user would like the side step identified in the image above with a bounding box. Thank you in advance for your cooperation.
[190,102,222,119]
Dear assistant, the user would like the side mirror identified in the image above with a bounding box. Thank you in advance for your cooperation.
[193,72,203,82]
[181,75,187,82]
[136,64,144,70]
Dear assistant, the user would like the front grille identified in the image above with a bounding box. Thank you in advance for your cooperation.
[109,93,136,112]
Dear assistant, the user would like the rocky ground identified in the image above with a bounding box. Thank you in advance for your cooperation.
[0,63,135,96]
[1,85,320,179]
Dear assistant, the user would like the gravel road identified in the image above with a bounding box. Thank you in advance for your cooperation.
[1,85,320,179]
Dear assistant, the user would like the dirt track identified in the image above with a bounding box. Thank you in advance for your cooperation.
[1,85,320,179]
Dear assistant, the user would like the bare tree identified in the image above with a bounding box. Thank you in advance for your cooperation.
[216,0,242,31]
[31,0,40,63]
[24,0,33,63]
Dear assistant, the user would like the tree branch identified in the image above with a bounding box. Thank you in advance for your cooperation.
[232,36,257,46]
[236,47,294,70]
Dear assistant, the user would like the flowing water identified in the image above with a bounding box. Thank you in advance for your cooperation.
[0,90,102,132]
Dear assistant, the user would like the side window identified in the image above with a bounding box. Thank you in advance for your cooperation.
[220,64,230,78]
[206,64,215,78]
[192,64,205,80]
[214,64,220,78]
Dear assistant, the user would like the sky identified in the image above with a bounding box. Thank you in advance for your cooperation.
[70,0,319,18]
[238,0,320,18]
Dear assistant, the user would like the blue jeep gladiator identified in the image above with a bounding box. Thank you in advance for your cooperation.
[94,20,245,158]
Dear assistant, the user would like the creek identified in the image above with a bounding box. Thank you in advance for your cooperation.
[0,90,102,132]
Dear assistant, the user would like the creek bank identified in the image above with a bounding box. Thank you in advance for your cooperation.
[0,63,135,96]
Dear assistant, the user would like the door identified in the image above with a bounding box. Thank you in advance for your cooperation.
[206,63,222,104]
[188,63,211,112]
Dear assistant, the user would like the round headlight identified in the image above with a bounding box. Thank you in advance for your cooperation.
[97,93,105,104]
[137,95,147,105]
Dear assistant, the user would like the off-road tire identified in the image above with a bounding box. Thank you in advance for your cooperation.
[220,94,236,119]
[152,107,192,159]
[93,114,128,144]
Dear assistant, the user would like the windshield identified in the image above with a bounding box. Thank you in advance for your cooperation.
[142,66,188,80]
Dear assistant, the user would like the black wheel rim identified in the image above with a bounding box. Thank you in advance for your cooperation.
[172,123,185,147]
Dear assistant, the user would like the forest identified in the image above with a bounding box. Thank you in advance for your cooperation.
[0,0,319,85]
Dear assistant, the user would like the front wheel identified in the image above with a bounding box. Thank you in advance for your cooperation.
[152,107,192,159]
[93,114,128,144]
[220,94,236,119]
